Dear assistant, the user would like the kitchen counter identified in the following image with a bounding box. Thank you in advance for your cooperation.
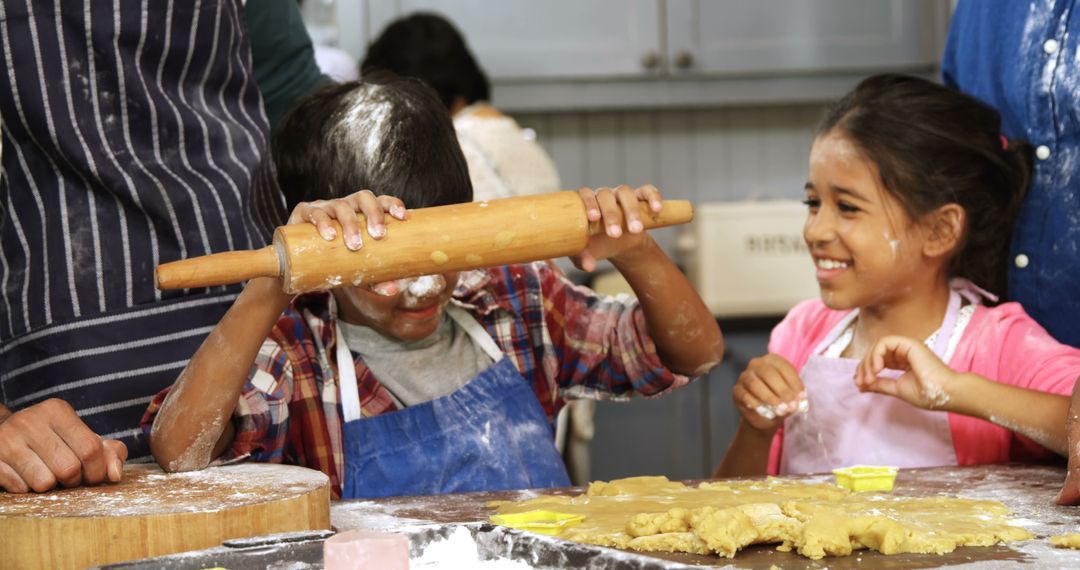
[330,463,1080,568]
[100,463,1080,568]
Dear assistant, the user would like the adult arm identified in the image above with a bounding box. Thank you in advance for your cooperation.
[1058,379,1080,505]
[245,0,331,132]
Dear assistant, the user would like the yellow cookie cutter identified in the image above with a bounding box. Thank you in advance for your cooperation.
[490,510,585,535]
[832,465,899,492]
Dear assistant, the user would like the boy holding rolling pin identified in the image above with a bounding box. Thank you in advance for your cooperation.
[143,74,723,499]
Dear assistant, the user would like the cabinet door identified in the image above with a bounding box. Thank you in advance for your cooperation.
[365,0,663,80]
[666,0,945,76]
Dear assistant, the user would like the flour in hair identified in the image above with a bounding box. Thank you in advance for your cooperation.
[333,85,395,166]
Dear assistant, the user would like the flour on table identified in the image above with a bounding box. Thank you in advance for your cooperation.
[411,526,534,569]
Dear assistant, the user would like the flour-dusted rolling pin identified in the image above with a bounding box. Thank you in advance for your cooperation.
[156,191,693,294]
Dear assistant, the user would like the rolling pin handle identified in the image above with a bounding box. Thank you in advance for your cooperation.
[155,246,283,290]
[586,199,693,236]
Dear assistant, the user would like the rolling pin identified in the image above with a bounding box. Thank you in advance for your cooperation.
[156,191,693,294]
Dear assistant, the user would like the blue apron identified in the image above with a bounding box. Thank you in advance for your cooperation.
[336,305,571,499]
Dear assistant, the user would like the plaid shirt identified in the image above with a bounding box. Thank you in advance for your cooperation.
[143,262,691,498]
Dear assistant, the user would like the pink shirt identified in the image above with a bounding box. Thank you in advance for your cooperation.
[767,299,1080,474]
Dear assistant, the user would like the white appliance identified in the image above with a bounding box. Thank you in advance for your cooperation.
[679,200,819,318]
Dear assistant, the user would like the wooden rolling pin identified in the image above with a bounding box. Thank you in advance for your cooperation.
[156,191,693,294]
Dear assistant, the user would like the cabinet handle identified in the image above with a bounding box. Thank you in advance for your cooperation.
[674,51,694,69]
[640,51,660,70]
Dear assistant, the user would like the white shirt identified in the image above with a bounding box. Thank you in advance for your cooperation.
[454,103,562,202]
[313,44,359,83]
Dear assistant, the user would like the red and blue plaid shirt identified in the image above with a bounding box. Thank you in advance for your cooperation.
[143,262,691,498]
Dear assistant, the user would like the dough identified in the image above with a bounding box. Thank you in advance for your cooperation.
[1051,534,1080,549]
[492,476,1032,560]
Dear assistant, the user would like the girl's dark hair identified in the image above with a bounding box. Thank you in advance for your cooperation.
[360,13,490,110]
[272,72,473,211]
[818,73,1033,302]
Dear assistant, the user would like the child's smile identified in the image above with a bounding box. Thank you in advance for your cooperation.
[395,302,442,323]
[803,130,933,311]
[813,255,852,281]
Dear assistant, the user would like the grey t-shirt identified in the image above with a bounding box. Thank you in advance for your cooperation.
[337,310,495,408]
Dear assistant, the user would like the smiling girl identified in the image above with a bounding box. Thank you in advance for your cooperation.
[716,74,1080,477]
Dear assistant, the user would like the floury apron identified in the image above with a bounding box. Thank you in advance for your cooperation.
[336,305,571,499]
[780,286,980,474]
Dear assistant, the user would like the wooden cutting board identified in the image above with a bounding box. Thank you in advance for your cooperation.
[0,462,330,569]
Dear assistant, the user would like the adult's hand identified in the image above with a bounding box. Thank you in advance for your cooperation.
[0,399,127,493]
[1058,380,1080,505]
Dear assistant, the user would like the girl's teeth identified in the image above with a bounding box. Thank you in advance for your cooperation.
[818,259,849,270]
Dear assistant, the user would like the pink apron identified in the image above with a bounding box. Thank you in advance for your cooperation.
[779,288,967,474]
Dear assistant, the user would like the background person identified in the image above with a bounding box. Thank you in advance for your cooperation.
[361,13,561,203]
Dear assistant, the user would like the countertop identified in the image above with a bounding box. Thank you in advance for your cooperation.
[330,463,1080,568]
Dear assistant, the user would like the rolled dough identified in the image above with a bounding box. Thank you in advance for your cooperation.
[1051,534,1080,549]
[492,476,1032,560]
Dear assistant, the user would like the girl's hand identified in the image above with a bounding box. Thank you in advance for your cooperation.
[572,184,663,272]
[732,354,807,433]
[855,335,959,409]
[287,190,408,251]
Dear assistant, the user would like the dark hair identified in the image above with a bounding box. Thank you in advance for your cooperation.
[361,13,490,110]
[818,73,1032,302]
[272,72,473,211]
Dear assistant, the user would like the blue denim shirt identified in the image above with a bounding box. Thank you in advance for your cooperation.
[943,0,1080,347]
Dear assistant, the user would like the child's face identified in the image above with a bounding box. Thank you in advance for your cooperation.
[803,130,934,310]
[333,272,461,341]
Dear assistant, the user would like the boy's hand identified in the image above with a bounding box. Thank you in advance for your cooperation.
[855,335,959,409]
[572,184,663,272]
[0,400,127,493]
[287,189,408,251]
[733,354,806,433]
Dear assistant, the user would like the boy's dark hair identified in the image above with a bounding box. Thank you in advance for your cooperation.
[273,72,473,211]
[818,73,1033,302]
[360,13,490,110]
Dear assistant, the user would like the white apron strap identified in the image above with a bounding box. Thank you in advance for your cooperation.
[337,306,501,424]
[336,323,363,423]
[445,304,505,362]
[810,309,861,356]
[929,289,963,357]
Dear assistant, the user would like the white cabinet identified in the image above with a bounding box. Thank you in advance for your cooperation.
[666,0,943,76]
[365,0,662,80]
[329,0,949,110]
